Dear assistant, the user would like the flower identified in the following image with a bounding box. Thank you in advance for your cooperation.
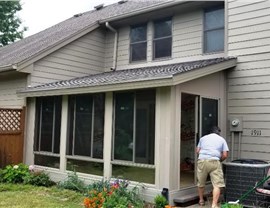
[29,165,35,171]
[13,165,19,169]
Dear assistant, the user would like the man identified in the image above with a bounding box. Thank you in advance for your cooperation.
[196,126,229,208]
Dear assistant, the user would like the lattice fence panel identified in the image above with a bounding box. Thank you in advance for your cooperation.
[0,109,22,133]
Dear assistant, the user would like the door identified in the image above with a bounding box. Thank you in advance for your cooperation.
[180,94,219,188]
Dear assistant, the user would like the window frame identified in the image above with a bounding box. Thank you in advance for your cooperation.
[129,23,148,62]
[67,93,105,161]
[112,90,156,168]
[153,17,172,60]
[203,5,225,53]
[34,96,62,157]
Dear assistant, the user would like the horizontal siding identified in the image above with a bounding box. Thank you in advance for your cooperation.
[228,0,270,160]
[0,74,27,108]
[31,28,106,86]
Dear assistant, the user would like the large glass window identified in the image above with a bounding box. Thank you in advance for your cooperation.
[204,6,224,53]
[67,94,105,159]
[130,24,147,62]
[153,17,172,59]
[113,90,155,165]
[34,96,62,168]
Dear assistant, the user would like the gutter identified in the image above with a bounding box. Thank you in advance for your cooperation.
[99,0,187,24]
[0,64,17,72]
[105,22,118,71]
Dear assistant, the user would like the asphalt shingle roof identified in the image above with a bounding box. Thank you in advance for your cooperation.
[21,57,236,93]
[0,0,164,69]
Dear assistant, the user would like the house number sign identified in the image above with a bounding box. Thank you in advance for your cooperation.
[251,129,262,136]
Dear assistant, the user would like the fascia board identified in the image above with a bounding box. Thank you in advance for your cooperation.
[16,23,100,71]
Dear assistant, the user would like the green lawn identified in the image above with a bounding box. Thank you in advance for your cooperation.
[0,183,85,208]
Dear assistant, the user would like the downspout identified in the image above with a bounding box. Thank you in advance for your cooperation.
[105,22,118,71]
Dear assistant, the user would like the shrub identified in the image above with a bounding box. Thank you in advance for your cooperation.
[57,171,86,193]
[23,170,55,187]
[154,194,168,208]
[0,163,30,183]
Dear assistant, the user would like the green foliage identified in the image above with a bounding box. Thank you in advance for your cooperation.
[154,194,168,208]
[57,171,86,193]
[23,170,55,187]
[221,203,244,208]
[0,1,27,46]
[0,163,30,183]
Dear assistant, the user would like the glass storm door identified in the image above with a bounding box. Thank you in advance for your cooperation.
[200,97,219,137]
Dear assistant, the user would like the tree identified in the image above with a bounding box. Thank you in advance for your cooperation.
[0,1,26,47]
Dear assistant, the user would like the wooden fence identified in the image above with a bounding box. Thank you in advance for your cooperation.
[0,108,25,168]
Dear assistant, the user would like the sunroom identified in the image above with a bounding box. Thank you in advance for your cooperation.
[20,57,236,202]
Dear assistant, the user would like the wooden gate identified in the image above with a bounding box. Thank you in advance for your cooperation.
[0,108,25,168]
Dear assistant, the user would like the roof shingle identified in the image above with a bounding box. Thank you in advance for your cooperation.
[21,57,236,93]
[0,0,163,69]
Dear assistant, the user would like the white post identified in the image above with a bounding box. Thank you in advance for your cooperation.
[103,92,113,179]
[59,95,68,172]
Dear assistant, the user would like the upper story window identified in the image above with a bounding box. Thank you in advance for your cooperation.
[130,24,147,62]
[153,17,172,59]
[204,6,224,53]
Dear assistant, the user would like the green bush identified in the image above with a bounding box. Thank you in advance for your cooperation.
[57,171,86,193]
[0,163,30,183]
[154,194,168,208]
[23,170,55,187]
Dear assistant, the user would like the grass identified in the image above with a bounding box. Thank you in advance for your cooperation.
[0,183,85,208]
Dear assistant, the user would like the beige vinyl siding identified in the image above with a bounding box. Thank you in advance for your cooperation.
[31,28,106,86]
[0,73,27,108]
[107,8,224,70]
[227,0,270,160]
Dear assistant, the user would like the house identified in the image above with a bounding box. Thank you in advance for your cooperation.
[0,0,269,205]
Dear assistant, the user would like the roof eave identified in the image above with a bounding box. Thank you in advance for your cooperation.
[0,64,17,73]
[99,0,187,24]
[172,58,237,85]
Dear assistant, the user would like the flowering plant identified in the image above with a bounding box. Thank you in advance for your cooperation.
[84,179,143,208]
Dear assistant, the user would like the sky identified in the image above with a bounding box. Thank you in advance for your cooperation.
[18,0,118,37]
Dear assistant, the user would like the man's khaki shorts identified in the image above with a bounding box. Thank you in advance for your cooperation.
[197,159,225,188]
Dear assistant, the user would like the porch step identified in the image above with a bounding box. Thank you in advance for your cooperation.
[173,192,210,207]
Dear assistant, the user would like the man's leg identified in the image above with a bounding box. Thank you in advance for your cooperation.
[212,186,220,207]
[198,186,205,203]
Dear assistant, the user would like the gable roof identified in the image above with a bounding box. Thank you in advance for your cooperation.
[18,57,237,97]
[0,0,181,71]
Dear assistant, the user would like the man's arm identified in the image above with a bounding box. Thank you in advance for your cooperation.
[220,151,228,162]
[196,147,201,154]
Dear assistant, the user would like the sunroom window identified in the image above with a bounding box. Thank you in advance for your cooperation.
[66,94,105,175]
[112,90,156,183]
[130,24,147,62]
[34,96,62,168]
[153,17,172,59]
[204,5,224,53]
